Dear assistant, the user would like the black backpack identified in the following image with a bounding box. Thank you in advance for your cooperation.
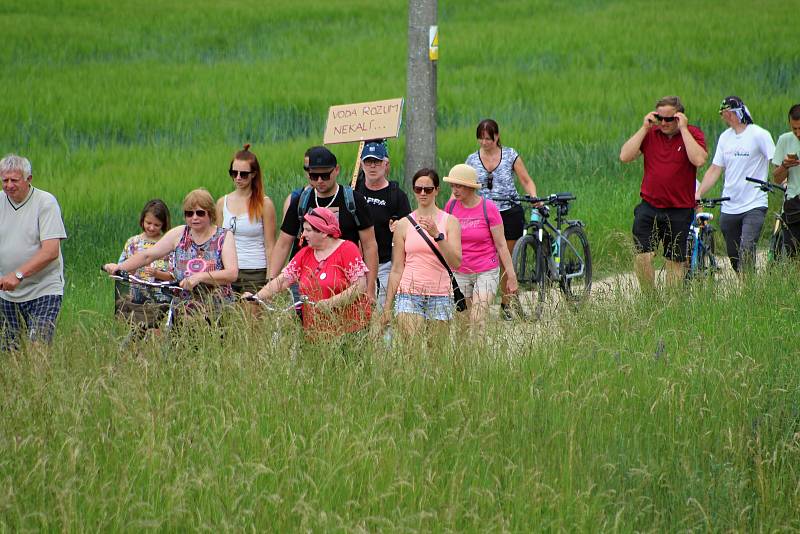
[355,178,402,219]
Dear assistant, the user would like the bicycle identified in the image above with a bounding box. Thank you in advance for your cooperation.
[745,177,790,262]
[493,192,592,319]
[685,196,729,280]
[104,267,186,348]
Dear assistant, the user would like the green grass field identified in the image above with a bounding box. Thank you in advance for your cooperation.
[2,0,800,530]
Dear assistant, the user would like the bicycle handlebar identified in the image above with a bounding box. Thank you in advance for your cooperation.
[101,266,184,293]
[242,294,310,311]
[745,177,787,194]
[696,196,730,207]
[489,192,576,205]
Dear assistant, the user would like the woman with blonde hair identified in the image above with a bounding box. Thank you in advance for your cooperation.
[104,188,238,308]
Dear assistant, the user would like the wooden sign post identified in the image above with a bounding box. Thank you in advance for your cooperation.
[322,98,404,187]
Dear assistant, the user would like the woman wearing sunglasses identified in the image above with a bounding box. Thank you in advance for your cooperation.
[465,119,538,320]
[382,168,462,337]
[104,189,238,307]
[245,207,370,339]
[444,164,518,331]
[216,144,276,295]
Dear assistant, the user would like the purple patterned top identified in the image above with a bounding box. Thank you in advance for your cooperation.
[172,226,232,300]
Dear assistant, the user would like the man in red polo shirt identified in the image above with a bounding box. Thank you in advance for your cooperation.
[620,95,708,289]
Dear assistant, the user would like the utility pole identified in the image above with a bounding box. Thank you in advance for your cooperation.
[404,0,438,188]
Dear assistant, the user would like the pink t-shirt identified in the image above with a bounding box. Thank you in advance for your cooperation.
[446,198,502,274]
[398,211,452,296]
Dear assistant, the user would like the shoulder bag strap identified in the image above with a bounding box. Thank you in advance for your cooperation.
[405,215,454,277]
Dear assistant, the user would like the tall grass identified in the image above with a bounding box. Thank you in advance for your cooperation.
[2,269,799,530]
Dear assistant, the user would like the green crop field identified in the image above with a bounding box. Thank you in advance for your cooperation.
[2,0,799,530]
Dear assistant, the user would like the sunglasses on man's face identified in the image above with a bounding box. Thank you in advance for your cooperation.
[309,172,333,181]
[184,209,207,218]
[653,114,678,123]
[229,169,254,178]
[413,185,436,194]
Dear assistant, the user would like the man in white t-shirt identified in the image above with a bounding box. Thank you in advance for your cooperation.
[0,154,68,350]
[696,96,775,272]
[771,103,800,256]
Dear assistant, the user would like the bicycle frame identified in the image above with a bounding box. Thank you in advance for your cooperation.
[493,192,588,283]
[686,197,729,278]
[105,268,186,332]
[745,177,789,261]
[687,212,717,275]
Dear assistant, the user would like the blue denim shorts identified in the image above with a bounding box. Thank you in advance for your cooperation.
[394,292,453,321]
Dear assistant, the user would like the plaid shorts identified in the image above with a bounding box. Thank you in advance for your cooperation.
[1,294,63,350]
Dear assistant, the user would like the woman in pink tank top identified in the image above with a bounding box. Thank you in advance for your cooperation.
[382,168,462,338]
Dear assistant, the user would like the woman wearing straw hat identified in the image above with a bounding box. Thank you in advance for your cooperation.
[466,119,538,319]
[444,164,518,330]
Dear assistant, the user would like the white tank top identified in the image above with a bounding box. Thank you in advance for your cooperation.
[223,195,267,269]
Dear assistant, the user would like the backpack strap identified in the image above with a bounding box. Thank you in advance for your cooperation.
[297,188,314,238]
[343,185,360,226]
[446,198,491,233]
[387,180,399,217]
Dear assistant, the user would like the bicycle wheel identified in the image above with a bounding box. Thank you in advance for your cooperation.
[511,233,546,319]
[559,225,592,302]
[768,225,788,263]
[685,231,699,279]
[699,227,717,276]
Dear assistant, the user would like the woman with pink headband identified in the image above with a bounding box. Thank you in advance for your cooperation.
[246,207,370,337]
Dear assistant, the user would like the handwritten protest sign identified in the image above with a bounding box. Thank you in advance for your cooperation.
[323,98,404,145]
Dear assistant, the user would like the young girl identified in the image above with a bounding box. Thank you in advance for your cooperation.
[116,199,174,311]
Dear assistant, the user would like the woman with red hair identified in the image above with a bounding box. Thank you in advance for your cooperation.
[216,144,277,294]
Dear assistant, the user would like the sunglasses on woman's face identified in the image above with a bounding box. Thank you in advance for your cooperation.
[413,185,435,194]
[184,209,207,218]
[229,169,254,178]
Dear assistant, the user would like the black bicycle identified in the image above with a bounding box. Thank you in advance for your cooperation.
[494,193,591,319]
[685,197,729,280]
[104,267,186,348]
[745,177,790,262]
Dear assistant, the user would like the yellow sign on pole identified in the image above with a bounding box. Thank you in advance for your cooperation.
[429,25,438,61]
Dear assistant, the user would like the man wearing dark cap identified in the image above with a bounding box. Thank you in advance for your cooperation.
[772,103,800,256]
[270,146,378,299]
[696,96,775,272]
[354,140,411,308]
[620,95,708,289]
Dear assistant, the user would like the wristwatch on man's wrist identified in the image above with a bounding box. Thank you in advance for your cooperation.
[434,232,445,242]
[14,271,24,281]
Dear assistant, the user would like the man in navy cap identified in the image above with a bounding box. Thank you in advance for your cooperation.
[354,140,411,308]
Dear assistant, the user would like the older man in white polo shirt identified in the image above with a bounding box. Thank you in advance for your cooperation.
[0,154,67,350]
